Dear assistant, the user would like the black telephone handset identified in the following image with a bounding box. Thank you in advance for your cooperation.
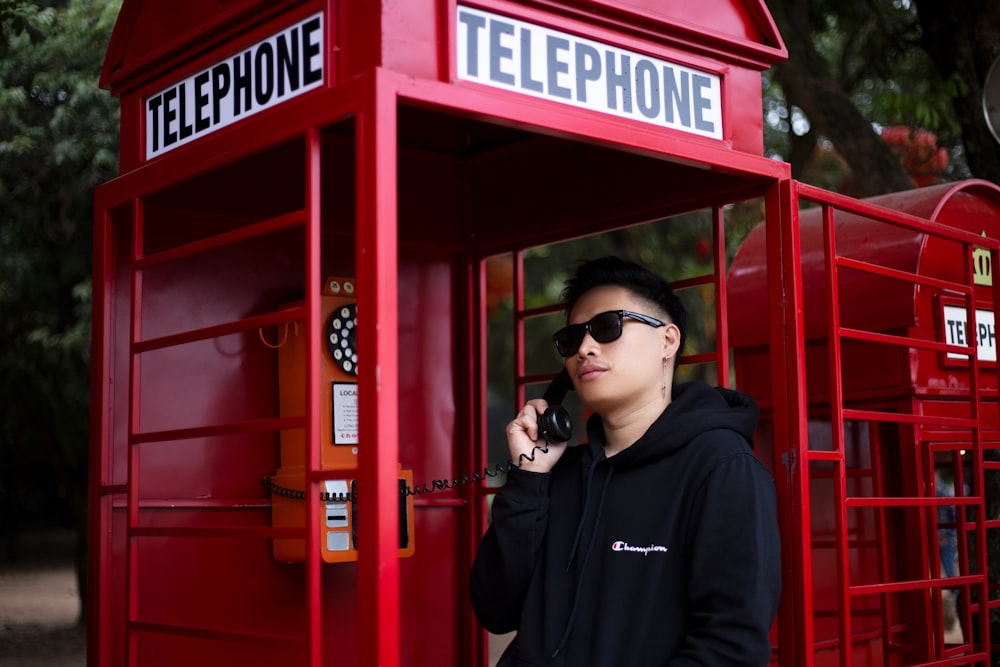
[537,368,573,443]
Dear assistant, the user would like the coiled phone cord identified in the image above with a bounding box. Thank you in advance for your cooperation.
[262,438,555,504]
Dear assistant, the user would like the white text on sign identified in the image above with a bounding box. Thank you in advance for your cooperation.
[456,6,723,141]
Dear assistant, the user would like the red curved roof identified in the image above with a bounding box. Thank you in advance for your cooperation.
[729,180,1000,348]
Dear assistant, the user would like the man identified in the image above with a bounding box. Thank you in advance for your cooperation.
[470,256,781,666]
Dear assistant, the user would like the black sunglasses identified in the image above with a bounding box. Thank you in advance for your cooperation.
[552,310,665,357]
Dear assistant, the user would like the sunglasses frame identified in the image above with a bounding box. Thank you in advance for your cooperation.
[552,309,665,357]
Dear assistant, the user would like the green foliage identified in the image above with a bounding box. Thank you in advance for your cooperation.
[763,0,969,181]
[808,0,946,131]
[0,0,120,527]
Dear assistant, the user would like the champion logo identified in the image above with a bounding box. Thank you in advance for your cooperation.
[611,540,669,556]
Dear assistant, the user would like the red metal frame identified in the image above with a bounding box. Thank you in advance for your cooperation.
[736,181,1000,667]
[355,72,402,667]
[90,69,789,667]
[305,127,324,667]
[768,176,814,667]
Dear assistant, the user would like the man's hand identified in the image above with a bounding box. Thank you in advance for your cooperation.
[506,399,568,473]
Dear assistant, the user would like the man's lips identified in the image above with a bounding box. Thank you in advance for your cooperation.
[577,364,606,381]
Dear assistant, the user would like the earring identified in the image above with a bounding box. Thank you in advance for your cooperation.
[662,359,668,398]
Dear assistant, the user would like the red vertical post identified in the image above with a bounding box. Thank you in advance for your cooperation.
[713,205,730,387]
[513,251,526,407]
[305,128,324,667]
[820,202,851,667]
[355,70,401,667]
[768,178,814,667]
[88,200,112,667]
[971,243,998,657]
[126,197,144,667]
[468,256,490,667]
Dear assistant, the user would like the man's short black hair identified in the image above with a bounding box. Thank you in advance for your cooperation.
[559,256,687,359]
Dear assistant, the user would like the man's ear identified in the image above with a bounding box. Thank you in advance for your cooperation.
[663,322,682,361]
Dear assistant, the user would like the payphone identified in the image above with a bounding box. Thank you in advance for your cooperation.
[265,277,578,563]
[267,277,415,563]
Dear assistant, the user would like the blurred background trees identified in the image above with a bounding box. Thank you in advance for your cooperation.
[766,0,1000,195]
[1,0,120,611]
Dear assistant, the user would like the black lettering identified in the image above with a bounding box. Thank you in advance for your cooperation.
[489,18,515,85]
[162,87,178,147]
[211,63,231,124]
[574,43,601,103]
[634,59,660,119]
[519,27,543,92]
[980,322,995,348]
[232,52,253,116]
[692,73,714,133]
[147,94,163,152]
[606,51,632,112]
[177,82,194,140]
[663,67,690,127]
[301,16,323,85]
[947,319,960,345]
[254,43,275,106]
[546,35,571,99]
[193,71,211,132]
[276,27,299,96]
[457,10,486,77]
[978,253,992,281]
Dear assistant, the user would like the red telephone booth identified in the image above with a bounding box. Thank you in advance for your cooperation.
[88,1,810,666]
[730,180,1000,666]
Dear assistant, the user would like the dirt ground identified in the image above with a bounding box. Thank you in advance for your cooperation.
[0,530,86,667]
[0,529,512,666]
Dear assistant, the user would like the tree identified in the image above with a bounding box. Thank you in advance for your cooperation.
[764,0,1000,196]
[914,0,1000,185]
[0,0,121,621]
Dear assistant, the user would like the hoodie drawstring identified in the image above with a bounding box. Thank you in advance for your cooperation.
[552,465,616,659]
[565,457,601,570]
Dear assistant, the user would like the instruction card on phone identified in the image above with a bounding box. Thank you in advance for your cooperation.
[332,382,359,444]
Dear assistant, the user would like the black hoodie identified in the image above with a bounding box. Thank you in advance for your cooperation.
[470,381,781,666]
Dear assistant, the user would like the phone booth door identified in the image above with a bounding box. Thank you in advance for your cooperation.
[729,179,1000,666]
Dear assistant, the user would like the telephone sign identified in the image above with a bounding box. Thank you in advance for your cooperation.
[145,12,324,159]
[456,5,723,141]
[943,304,997,362]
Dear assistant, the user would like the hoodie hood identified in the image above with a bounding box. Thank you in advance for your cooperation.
[583,380,759,467]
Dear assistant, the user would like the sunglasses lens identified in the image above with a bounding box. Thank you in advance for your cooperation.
[553,312,626,356]
[553,324,585,357]
[589,311,623,343]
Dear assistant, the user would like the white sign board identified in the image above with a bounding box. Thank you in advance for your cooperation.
[145,13,324,159]
[332,382,359,445]
[943,305,997,362]
[456,6,723,141]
